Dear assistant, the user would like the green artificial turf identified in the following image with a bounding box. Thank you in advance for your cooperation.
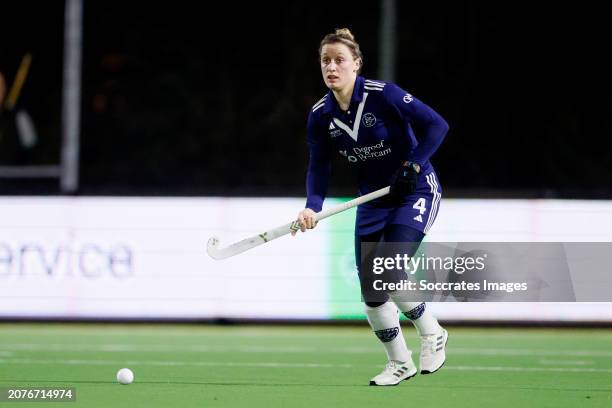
[1,324,611,407]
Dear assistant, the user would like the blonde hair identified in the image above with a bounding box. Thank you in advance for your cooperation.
[319,28,363,72]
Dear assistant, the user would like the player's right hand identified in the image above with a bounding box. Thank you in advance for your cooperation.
[292,208,318,236]
[390,161,419,198]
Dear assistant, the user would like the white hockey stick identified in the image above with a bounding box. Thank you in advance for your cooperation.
[207,186,390,260]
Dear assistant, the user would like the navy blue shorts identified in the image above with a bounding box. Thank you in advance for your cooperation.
[356,171,442,235]
[355,224,425,304]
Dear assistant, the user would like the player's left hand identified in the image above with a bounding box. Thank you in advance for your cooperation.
[390,161,419,197]
[292,208,318,236]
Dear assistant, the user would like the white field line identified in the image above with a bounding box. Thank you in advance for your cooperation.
[1,358,612,374]
[446,365,612,373]
[0,329,346,337]
[2,343,612,358]
[0,358,351,369]
[449,348,612,357]
[538,360,592,365]
[4,328,610,341]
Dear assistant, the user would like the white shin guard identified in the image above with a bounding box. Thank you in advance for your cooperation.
[365,302,411,363]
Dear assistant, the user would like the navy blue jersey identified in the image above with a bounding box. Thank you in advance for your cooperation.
[305,76,449,234]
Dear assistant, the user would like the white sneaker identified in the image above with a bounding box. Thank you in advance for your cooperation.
[369,359,417,386]
[419,328,448,374]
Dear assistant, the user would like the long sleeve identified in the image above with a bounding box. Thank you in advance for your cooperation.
[384,84,449,166]
[305,112,331,212]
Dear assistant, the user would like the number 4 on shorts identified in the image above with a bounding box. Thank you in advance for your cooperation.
[413,198,427,223]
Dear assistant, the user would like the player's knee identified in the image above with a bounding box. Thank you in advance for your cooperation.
[365,301,387,308]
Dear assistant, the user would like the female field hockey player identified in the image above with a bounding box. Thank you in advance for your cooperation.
[293,28,449,386]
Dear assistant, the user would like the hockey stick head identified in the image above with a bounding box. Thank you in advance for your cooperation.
[207,236,223,260]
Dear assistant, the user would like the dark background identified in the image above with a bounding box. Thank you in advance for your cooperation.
[1,1,610,197]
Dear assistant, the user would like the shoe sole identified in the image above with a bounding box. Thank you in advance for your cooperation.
[369,370,417,386]
[420,330,449,375]
[421,360,445,375]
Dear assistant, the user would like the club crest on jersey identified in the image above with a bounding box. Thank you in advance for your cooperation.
[403,93,414,104]
[362,113,376,127]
